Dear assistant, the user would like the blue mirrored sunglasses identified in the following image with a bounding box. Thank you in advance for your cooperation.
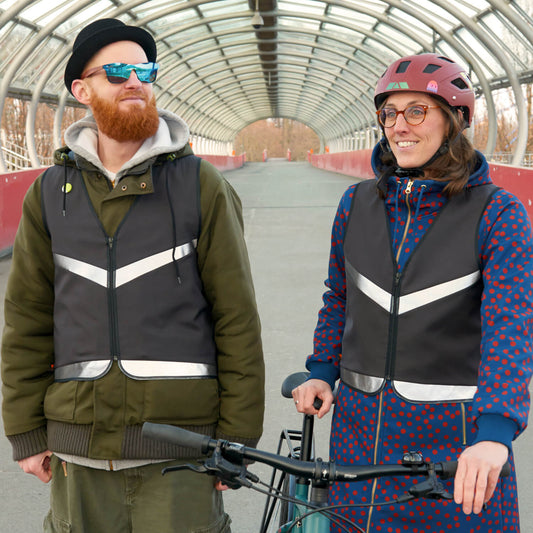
[81,62,159,84]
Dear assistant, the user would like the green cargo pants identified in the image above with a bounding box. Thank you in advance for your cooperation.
[43,455,231,533]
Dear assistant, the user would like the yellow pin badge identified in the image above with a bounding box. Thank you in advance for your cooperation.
[62,183,73,193]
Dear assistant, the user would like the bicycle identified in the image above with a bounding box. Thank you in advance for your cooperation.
[142,372,510,533]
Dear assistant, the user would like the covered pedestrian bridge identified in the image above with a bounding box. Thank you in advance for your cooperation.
[0,0,532,170]
[0,0,532,254]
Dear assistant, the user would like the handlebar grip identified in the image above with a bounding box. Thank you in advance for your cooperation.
[142,422,213,453]
[313,397,323,410]
[281,371,310,398]
[501,462,511,477]
[439,460,511,480]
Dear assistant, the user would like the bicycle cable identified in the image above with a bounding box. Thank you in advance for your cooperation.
[253,479,356,533]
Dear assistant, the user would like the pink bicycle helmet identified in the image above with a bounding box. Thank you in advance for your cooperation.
[374,53,475,126]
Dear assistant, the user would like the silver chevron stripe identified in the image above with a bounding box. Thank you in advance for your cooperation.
[55,359,216,381]
[55,360,112,380]
[340,368,384,394]
[120,360,216,379]
[393,380,477,402]
[347,263,391,312]
[54,240,197,288]
[54,254,108,287]
[115,241,196,287]
[350,265,481,315]
[341,369,477,402]
[398,271,481,314]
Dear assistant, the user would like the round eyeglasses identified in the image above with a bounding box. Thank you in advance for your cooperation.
[376,104,440,128]
[81,62,159,84]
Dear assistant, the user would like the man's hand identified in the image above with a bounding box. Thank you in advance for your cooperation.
[454,441,509,514]
[17,450,53,483]
[292,378,334,419]
[215,480,229,491]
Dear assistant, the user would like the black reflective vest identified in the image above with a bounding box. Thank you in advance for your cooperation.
[41,155,217,381]
[341,180,497,402]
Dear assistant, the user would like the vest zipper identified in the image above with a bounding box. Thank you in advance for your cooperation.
[106,237,119,360]
[384,270,402,380]
[386,179,412,380]
[395,179,414,263]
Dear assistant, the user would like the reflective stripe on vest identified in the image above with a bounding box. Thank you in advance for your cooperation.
[340,367,478,402]
[54,360,216,381]
[348,265,481,316]
[54,241,197,288]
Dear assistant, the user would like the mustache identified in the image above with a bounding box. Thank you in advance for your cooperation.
[118,91,148,102]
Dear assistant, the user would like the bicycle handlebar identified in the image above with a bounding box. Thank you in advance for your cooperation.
[142,422,511,483]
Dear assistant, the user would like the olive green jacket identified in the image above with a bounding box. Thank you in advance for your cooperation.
[1,112,264,461]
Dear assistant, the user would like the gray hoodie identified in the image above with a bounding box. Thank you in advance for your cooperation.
[64,108,190,181]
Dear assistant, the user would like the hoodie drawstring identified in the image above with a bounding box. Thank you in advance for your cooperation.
[61,153,69,216]
[392,179,401,246]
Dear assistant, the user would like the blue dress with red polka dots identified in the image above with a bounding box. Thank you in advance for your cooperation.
[307,147,533,532]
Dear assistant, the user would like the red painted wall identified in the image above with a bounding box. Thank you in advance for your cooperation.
[310,149,374,180]
[1,153,530,254]
[310,151,533,222]
[0,168,44,253]
[0,155,245,255]
[197,153,245,172]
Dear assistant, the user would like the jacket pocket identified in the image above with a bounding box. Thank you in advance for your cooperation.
[43,381,78,421]
[142,377,220,424]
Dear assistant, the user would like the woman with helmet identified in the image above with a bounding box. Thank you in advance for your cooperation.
[292,53,532,532]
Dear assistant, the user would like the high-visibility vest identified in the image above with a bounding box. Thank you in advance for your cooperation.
[41,155,217,382]
[341,180,497,402]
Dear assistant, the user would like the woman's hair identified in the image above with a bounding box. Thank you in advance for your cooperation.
[378,97,477,197]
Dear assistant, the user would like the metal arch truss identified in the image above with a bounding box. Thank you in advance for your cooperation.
[0,0,531,169]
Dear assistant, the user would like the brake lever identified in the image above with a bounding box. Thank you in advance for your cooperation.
[161,441,258,490]
[408,462,453,501]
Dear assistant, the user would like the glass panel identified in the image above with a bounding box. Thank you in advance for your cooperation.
[0,0,19,9]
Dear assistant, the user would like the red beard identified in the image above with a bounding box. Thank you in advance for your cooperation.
[90,92,160,142]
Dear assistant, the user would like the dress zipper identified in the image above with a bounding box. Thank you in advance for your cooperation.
[366,391,385,532]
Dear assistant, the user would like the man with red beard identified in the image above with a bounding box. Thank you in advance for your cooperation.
[1,19,264,532]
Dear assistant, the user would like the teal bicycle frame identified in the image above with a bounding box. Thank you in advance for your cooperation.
[260,407,333,533]
[278,480,330,532]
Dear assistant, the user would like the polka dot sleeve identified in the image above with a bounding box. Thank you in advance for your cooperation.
[476,188,533,438]
[307,184,357,376]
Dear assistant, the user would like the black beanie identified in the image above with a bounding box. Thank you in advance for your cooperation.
[64,18,157,95]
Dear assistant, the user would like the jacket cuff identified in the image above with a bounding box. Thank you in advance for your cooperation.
[473,414,518,451]
[306,361,338,390]
[7,426,48,461]
[214,430,259,449]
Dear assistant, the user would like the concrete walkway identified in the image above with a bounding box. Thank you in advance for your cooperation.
[1,160,532,532]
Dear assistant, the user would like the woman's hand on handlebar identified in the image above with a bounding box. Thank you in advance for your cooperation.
[454,441,509,515]
[292,378,334,418]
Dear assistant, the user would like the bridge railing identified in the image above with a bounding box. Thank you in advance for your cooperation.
[0,153,245,256]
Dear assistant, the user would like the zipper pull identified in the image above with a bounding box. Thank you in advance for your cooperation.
[107,237,114,249]
[405,179,413,196]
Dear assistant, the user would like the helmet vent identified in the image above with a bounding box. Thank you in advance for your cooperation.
[451,77,469,90]
[423,63,441,74]
[395,60,411,73]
